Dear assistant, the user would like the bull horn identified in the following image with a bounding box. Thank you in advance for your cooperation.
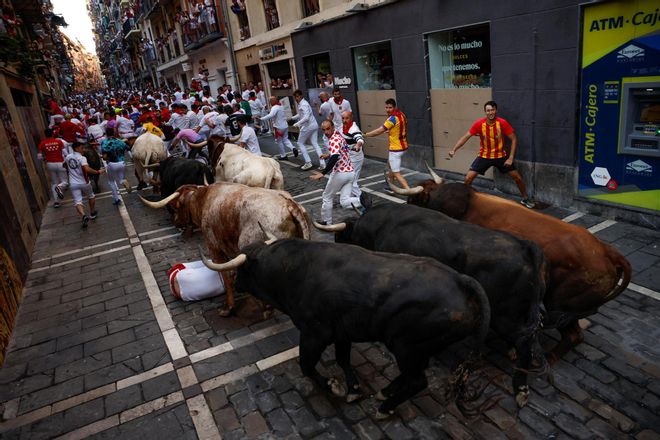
[387,179,424,195]
[203,173,209,186]
[144,150,152,168]
[199,246,247,271]
[351,203,363,217]
[138,191,180,209]
[257,222,278,244]
[312,219,346,232]
[425,161,443,184]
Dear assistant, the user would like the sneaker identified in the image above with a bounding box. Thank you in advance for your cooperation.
[318,165,326,171]
[81,215,89,229]
[53,202,60,208]
[301,162,313,171]
[520,198,536,209]
[112,199,122,206]
[278,155,288,161]
[122,179,132,193]
[89,211,98,220]
[55,185,64,200]
[292,148,299,157]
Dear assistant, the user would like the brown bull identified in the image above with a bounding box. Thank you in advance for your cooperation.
[391,166,632,362]
[141,182,311,315]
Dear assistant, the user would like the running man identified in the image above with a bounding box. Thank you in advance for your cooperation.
[291,89,325,170]
[64,142,105,228]
[449,100,535,208]
[38,128,68,207]
[364,98,410,189]
[100,129,132,206]
[341,110,365,197]
[258,96,299,161]
[310,120,363,225]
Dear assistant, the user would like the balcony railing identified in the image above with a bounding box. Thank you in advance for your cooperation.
[181,3,223,50]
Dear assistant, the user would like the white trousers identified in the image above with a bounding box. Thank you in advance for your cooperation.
[106,161,126,201]
[274,127,295,157]
[46,162,68,200]
[70,183,95,206]
[297,127,325,166]
[349,151,364,197]
[321,171,361,224]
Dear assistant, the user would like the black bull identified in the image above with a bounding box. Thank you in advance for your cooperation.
[332,203,548,407]
[202,239,490,417]
[153,156,214,198]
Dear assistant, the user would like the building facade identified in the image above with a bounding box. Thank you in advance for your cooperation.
[289,0,660,221]
[0,0,75,363]
[61,33,104,93]
[89,0,233,93]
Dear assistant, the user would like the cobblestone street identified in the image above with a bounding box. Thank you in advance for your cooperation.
[1,136,659,440]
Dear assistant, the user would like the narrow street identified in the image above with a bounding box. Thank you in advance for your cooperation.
[0,135,659,439]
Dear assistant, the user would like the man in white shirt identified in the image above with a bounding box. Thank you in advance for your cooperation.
[65,142,105,228]
[187,104,202,129]
[174,88,183,104]
[196,106,219,139]
[258,97,299,160]
[328,88,352,131]
[291,90,325,171]
[231,118,261,155]
[116,110,135,139]
[167,105,191,131]
[318,91,332,150]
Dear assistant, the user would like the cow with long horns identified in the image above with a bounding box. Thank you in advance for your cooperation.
[315,202,548,407]
[212,142,284,190]
[140,182,310,315]
[131,132,168,190]
[389,164,632,362]
[200,238,491,418]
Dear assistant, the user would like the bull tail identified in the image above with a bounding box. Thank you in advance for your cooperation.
[460,274,490,349]
[286,199,311,240]
[605,247,632,301]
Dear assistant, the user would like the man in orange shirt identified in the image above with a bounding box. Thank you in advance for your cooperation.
[449,101,535,209]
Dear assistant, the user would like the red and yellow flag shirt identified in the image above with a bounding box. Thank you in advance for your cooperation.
[383,110,408,152]
[469,117,513,159]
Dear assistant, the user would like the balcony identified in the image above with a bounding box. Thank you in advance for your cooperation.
[122,19,140,40]
[181,4,223,50]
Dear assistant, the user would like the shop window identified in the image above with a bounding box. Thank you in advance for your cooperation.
[267,59,293,92]
[427,23,491,89]
[230,0,251,40]
[619,82,660,157]
[302,0,320,17]
[303,53,332,89]
[264,0,279,31]
[352,41,394,91]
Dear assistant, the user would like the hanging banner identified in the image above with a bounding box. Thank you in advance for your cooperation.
[577,0,660,211]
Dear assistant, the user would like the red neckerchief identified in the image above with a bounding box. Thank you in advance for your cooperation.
[334,97,343,105]
[342,121,351,134]
[249,97,256,101]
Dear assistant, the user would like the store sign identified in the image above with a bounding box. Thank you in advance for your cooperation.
[577,0,660,212]
[181,62,192,72]
[334,76,352,89]
[428,23,491,89]
[259,43,287,61]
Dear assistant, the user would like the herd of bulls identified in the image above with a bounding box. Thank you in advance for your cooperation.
[133,133,631,419]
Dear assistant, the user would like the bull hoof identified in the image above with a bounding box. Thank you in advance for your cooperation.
[327,378,346,397]
[508,347,518,362]
[375,409,394,420]
[262,309,274,320]
[218,307,233,317]
[515,386,529,408]
[375,390,387,401]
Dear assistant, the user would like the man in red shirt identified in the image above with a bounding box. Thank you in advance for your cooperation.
[59,114,86,144]
[449,101,535,209]
[38,128,68,207]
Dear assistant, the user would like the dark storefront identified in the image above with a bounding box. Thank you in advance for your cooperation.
[291,0,660,219]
